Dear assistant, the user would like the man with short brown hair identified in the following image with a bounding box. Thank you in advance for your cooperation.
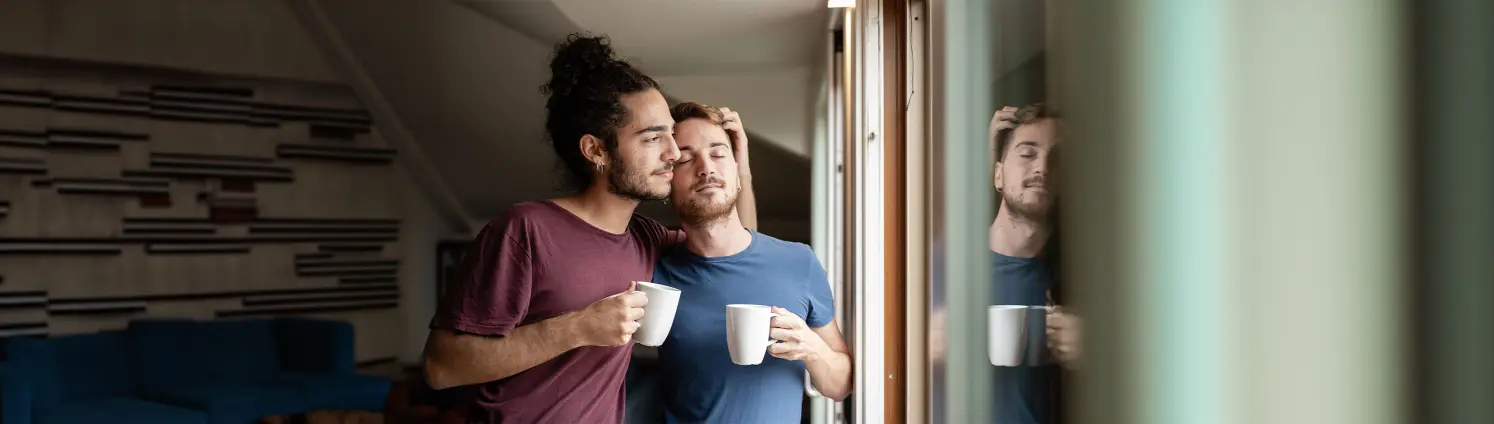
[647,102,853,424]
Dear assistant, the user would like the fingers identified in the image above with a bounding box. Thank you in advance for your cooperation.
[769,328,800,343]
[767,342,790,355]
[1046,311,1069,330]
[769,307,803,327]
[718,107,744,130]
[626,306,646,321]
[628,281,638,292]
[621,291,650,308]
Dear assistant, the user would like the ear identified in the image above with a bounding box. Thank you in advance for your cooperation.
[579,134,608,168]
[993,160,1004,190]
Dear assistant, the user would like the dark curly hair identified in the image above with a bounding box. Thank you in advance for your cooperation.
[541,33,661,192]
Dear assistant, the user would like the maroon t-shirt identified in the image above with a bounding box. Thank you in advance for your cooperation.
[430,200,682,423]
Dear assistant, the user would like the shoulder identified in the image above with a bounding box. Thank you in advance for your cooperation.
[751,232,819,264]
[629,213,669,233]
[629,213,684,247]
[501,200,562,224]
[474,201,560,240]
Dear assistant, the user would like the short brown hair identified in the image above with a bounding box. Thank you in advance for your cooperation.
[670,102,739,150]
[993,102,1060,163]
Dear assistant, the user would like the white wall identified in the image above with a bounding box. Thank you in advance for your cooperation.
[311,0,562,219]
[655,67,816,157]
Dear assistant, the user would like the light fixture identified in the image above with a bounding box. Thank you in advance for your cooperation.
[828,0,854,8]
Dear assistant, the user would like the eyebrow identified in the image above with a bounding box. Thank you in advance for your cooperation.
[634,125,670,136]
[679,141,730,153]
[1014,140,1040,149]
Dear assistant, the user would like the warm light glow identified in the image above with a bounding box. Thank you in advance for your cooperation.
[828,0,854,8]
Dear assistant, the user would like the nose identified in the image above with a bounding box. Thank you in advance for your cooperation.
[662,135,681,163]
[696,154,718,177]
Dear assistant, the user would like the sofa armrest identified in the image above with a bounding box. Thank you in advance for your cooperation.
[0,362,34,424]
[274,317,356,374]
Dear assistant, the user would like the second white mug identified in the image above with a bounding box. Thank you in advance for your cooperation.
[726,304,779,365]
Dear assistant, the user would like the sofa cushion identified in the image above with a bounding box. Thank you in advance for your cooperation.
[197,319,280,382]
[53,331,136,402]
[269,372,391,411]
[146,383,304,424]
[37,397,207,424]
[273,318,354,374]
[131,318,280,396]
[5,337,62,411]
[0,361,36,424]
[130,319,214,395]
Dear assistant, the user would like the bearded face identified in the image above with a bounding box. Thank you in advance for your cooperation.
[669,119,741,225]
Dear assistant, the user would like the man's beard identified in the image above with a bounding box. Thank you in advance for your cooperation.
[607,156,670,202]
[1002,187,1055,224]
[677,175,739,226]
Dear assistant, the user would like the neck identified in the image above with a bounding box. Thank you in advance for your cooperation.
[552,182,641,235]
[682,209,752,257]
[989,205,1052,258]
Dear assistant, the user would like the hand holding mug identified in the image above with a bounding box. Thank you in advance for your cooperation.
[1045,306,1082,367]
[766,306,824,362]
[571,282,648,347]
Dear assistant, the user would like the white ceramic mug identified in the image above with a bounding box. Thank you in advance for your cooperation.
[632,281,682,347]
[989,305,1028,366]
[726,304,780,365]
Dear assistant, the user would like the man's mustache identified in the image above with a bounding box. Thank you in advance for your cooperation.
[691,176,726,191]
[654,161,675,174]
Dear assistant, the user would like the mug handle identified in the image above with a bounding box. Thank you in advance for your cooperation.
[764,312,782,348]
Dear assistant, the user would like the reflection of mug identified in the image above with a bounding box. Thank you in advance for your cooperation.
[726,304,780,365]
[988,305,1028,366]
[632,282,681,347]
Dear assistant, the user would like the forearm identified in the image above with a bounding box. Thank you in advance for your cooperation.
[423,314,580,389]
[736,172,758,231]
[804,343,853,401]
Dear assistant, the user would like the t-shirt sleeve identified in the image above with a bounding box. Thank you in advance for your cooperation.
[429,217,534,336]
[801,244,836,328]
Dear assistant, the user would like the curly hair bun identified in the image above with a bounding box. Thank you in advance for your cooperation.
[544,33,626,98]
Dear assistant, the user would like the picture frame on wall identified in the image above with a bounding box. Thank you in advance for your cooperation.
[435,240,470,304]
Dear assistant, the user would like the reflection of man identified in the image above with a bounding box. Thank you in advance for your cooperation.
[421,35,756,423]
[988,103,1079,424]
[651,102,853,423]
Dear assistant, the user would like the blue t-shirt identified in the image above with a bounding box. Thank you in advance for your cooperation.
[653,231,836,424]
[992,251,1059,424]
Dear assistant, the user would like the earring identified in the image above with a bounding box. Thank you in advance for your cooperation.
[595,163,603,172]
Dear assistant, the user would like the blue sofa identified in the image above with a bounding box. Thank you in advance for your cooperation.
[0,317,390,424]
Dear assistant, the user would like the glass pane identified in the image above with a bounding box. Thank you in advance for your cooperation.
[932,0,1059,423]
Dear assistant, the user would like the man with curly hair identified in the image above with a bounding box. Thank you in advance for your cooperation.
[421,34,757,423]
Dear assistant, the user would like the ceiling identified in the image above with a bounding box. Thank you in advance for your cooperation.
[458,0,826,76]
[313,0,824,229]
